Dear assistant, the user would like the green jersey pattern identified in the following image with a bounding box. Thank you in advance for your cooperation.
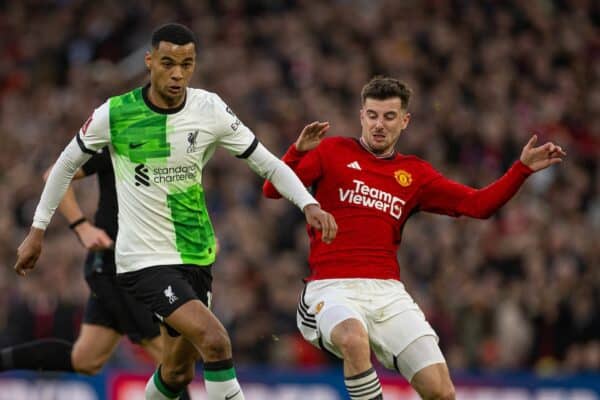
[79,86,254,273]
[167,184,216,265]
[109,88,171,163]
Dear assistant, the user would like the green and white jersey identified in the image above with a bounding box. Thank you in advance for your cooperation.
[77,86,258,273]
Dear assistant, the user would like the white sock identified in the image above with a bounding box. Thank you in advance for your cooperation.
[145,367,180,400]
[204,379,244,400]
[203,359,244,400]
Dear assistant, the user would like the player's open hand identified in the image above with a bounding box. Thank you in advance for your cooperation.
[520,135,566,172]
[14,228,44,276]
[74,222,114,251]
[303,204,337,244]
[295,121,330,152]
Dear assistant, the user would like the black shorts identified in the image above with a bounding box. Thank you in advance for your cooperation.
[84,255,159,343]
[116,264,213,337]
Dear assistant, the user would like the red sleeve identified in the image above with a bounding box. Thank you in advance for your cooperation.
[262,143,323,199]
[417,160,534,219]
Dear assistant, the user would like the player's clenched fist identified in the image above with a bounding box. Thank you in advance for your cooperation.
[14,228,44,276]
[303,204,338,244]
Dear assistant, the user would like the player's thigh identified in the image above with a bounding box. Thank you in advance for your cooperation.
[368,307,439,374]
[395,335,447,384]
[165,298,229,350]
[297,281,367,358]
[72,323,122,372]
[410,354,454,399]
[118,264,223,360]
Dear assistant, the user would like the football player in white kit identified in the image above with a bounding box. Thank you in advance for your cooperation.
[14,23,337,400]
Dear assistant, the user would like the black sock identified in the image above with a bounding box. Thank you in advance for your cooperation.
[0,339,74,372]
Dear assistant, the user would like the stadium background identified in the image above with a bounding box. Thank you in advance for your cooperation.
[0,0,597,398]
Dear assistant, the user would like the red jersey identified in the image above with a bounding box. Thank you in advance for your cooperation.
[263,137,533,281]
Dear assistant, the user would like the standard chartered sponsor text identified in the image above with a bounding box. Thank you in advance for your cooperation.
[339,179,406,219]
[152,165,198,184]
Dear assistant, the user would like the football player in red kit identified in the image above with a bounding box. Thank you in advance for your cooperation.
[263,76,565,400]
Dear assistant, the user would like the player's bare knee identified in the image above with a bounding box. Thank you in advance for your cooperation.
[72,352,105,376]
[422,383,455,400]
[442,387,456,400]
[333,326,369,358]
[200,328,232,360]
[429,389,455,400]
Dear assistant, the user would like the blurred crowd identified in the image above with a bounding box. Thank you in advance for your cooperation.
[0,0,598,375]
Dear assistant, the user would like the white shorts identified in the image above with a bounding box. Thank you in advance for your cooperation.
[297,279,445,381]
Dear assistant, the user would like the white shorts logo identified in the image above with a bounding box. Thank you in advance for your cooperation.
[164,285,179,304]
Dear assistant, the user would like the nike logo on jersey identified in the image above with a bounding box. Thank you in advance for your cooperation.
[129,142,147,149]
[347,161,362,170]
[225,390,241,399]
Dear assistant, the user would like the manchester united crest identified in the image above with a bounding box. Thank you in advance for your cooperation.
[394,170,412,187]
[315,301,325,314]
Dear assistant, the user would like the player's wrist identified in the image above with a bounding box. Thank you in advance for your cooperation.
[303,203,321,213]
[291,142,309,154]
[295,141,308,152]
[28,226,46,239]
[69,217,88,232]
[515,159,534,175]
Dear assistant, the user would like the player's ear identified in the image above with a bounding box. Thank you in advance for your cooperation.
[402,112,411,129]
[144,51,152,69]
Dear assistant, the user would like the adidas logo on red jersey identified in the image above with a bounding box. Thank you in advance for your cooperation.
[347,161,362,170]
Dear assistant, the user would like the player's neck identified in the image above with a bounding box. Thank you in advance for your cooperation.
[147,85,185,109]
[359,137,396,159]
[143,84,186,114]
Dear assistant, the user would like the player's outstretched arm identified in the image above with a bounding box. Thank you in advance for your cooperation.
[418,134,566,219]
[519,134,566,172]
[244,140,337,243]
[14,138,94,276]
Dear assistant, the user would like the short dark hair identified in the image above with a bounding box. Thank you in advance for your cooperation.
[151,23,198,49]
[361,76,412,109]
